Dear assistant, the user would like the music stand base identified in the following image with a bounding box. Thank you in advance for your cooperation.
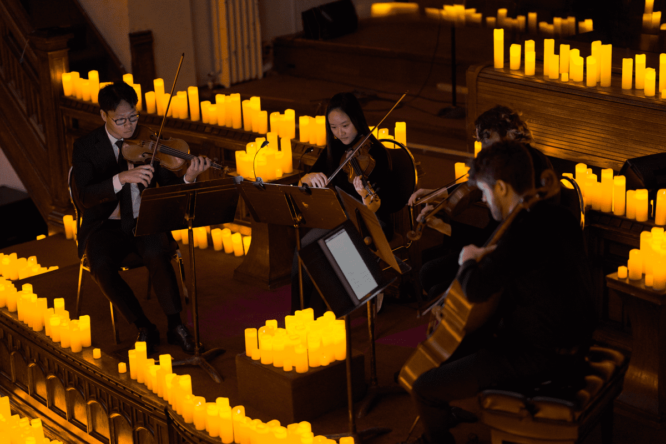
[357,383,405,418]
[325,427,392,443]
[438,105,466,119]
[173,347,226,383]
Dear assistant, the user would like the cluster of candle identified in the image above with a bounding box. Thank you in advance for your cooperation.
[564,163,665,223]
[425,5,483,26]
[0,396,64,444]
[371,2,419,17]
[617,227,666,291]
[0,282,92,352]
[235,136,294,182]
[62,215,77,240]
[0,254,58,281]
[643,0,663,33]
[125,341,341,443]
[245,309,346,374]
[172,225,252,257]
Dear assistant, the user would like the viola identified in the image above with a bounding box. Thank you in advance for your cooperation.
[122,125,226,173]
[340,136,379,202]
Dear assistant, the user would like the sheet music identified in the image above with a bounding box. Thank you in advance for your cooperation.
[324,229,377,300]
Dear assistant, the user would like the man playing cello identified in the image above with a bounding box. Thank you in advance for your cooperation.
[407,141,595,443]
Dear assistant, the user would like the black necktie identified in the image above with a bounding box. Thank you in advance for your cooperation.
[116,140,135,235]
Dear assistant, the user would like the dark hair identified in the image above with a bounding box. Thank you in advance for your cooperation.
[469,140,535,195]
[98,81,138,113]
[474,105,532,143]
[325,92,371,148]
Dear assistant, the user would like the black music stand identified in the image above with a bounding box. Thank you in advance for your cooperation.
[237,180,347,310]
[299,220,395,442]
[136,176,242,383]
[337,188,412,419]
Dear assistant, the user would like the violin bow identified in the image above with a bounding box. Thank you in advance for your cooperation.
[324,91,408,186]
[149,53,185,168]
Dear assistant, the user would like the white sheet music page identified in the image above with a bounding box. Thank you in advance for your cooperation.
[325,229,377,300]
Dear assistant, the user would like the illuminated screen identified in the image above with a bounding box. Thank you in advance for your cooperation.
[324,229,377,300]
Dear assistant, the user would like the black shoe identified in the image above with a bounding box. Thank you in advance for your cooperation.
[136,325,160,355]
[167,324,196,354]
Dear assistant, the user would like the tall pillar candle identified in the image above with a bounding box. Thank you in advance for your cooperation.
[600,44,612,87]
[601,169,614,212]
[88,70,99,103]
[525,51,535,76]
[510,44,521,70]
[613,176,626,216]
[660,54,666,94]
[626,190,637,219]
[656,189,666,225]
[636,189,649,221]
[572,56,584,82]
[299,116,310,142]
[645,68,657,96]
[587,56,598,87]
[591,41,602,82]
[622,58,633,89]
[636,54,646,89]
[549,55,560,79]
[135,342,147,383]
[187,86,200,121]
[560,44,570,74]
[494,29,504,69]
[544,39,555,77]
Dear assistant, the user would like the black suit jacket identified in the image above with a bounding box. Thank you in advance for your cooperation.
[71,125,184,258]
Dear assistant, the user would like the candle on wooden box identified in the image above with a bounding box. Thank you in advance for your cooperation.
[187,86,200,121]
[613,176,626,216]
[182,394,195,423]
[510,44,521,70]
[145,91,156,114]
[544,39,555,77]
[294,344,309,373]
[135,342,147,383]
[123,73,133,86]
[78,314,91,347]
[600,44,612,87]
[70,323,82,352]
[273,335,285,368]
[586,56,598,87]
[232,406,246,443]
[525,51,535,76]
[197,227,208,249]
[636,189,649,221]
[572,56,584,82]
[315,116,326,145]
[646,274,655,286]
[219,405,234,444]
[232,233,244,257]
[618,266,628,279]
[128,349,137,379]
[560,44,570,74]
[626,190,637,219]
[211,228,223,251]
[177,375,192,415]
[193,397,207,430]
[549,54,560,79]
[280,137,293,173]
[69,71,80,98]
[93,348,101,359]
[299,116,311,143]
[654,260,666,291]
[628,250,643,280]
[600,169,613,213]
[636,54,646,89]
[63,215,74,239]
[206,404,220,437]
[62,72,73,96]
[221,228,234,254]
[660,54,666,95]
[645,68,657,96]
[622,59,633,90]
[494,29,504,69]
[591,41,602,82]
[656,189,666,225]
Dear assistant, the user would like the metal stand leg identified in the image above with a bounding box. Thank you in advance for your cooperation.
[439,24,466,120]
[172,220,225,383]
[295,225,305,310]
[357,299,405,419]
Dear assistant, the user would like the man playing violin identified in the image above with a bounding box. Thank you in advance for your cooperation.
[407,141,595,444]
[294,92,395,315]
[411,105,554,302]
[71,81,211,354]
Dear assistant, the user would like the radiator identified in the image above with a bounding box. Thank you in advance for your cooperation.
[212,0,263,88]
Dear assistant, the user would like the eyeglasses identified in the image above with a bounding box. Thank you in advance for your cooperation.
[111,114,140,125]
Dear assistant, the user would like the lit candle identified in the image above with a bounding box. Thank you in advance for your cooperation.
[70,324,82,352]
[294,344,309,373]
[206,404,220,437]
[647,0,655,15]
[81,79,91,102]
[586,56,598,87]
[211,228,223,251]
[591,41,602,82]
[132,84,142,111]
[70,71,80,97]
[93,348,101,359]
[135,342,147,383]
[50,316,61,342]
[123,73,133,85]
[600,169,613,213]
[510,44,521,70]
[232,406,246,444]
[62,72,73,96]
[216,94,227,126]
[626,190,637,219]
[660,54,666,95]
[454,162,469,183]
[193,396,207,430]
[544,39,554,78]
[600,44,612,87]
[145,91,156,114]
[656,189,666,225]
[299,116,310,142]
[474,141,482,157]
[646,274,655,287]
[260,335,273,364]
[572,56,584,82]
[280,137,293,173]
[273,335,285,368]
[177,375,192,416]
[395,122,407,146]
[494,29,504,69]
[549,54,560,79]
[219,405,234,444]
[645,68,657,96]
[197,227,208,249]
[618,266,628,279]
[636,189,649,221]
[528,12,537,33]
[613,176,626,216]
[242,100,253,131]
[622,58,633,90]
[307,334,321,368]
[63,215,73,239]
[187,86,200,121]
[636,54,646,89]
[128,350,137,379]
[79,315,91,347]
[628,249,643,280]
[560,44,570,74]
[221,228,234,254]
[232,233,244,257]
[182,394,195,423]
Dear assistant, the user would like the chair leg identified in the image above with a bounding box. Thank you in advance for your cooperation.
[76,263,85,318]
[175,250,189,304]
[109,302,120,345]
[146,269,152,300]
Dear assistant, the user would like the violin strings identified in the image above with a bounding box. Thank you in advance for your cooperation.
[148,142,221,169]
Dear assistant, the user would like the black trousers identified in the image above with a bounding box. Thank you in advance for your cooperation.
[85,219,181,325]
[411,334,579,443]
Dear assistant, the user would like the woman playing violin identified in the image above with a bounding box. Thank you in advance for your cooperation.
[293,92,394,315]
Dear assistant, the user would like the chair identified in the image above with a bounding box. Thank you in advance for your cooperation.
[479,346,629,444]
[67,167,188,345]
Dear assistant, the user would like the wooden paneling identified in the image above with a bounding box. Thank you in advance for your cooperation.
[467,64,666,171]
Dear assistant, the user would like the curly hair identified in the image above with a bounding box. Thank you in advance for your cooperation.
[474,105,532,143]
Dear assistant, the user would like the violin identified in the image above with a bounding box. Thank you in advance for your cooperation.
[407,180,482,241]
[122,125,227,173]
[341,136,378,202]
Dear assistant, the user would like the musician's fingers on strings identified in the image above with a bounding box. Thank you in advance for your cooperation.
[417,204,434,222]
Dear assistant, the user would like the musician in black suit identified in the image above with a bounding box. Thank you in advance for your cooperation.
[406,141,595,444]
[71,81,210,354]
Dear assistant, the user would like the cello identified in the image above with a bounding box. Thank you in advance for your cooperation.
[398,169,560,393]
